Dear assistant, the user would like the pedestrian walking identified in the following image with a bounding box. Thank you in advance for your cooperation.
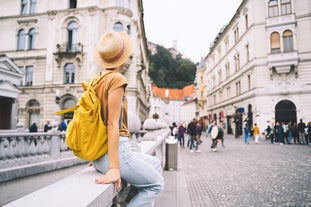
[244,123,250,144]
[252,123,260,144]
[298,119,306,144]
[177,122,186,148]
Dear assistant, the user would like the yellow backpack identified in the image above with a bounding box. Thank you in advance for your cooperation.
[56,71,112,161]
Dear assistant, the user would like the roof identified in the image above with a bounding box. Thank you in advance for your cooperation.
[151,84,195,101]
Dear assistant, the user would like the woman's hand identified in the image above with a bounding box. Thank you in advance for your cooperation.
[95,168,122,192]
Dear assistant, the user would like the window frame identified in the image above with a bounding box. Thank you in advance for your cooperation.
[17,29,27,50]
[283,30,293,52]
[268,0,279,17]
[64,63,75,84]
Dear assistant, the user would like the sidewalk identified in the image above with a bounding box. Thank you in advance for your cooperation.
[157,134,311,207]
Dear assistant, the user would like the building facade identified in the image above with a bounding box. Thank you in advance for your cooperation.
[0,0,150,129]
[149,84,196,126]
[196,0,311,136]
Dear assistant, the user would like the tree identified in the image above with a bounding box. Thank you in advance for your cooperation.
[148,45,196,89]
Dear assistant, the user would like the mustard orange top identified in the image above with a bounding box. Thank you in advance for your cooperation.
[93,71,130,137]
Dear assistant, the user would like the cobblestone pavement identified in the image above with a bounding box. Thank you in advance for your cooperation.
[180,135,311,207]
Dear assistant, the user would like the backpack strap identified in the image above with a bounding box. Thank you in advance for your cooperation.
[56,71,112,115]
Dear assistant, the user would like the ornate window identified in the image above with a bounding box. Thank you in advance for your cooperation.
[64,63,75,84]
[21,0,28,15]
[17,29,26,50]
[283,30,293,52]
[281,0,291,15]
[25,66,33,86]
[28,28,36,49]
[268,0,278,17]
[67,21,78,51]
[270,32,280,54]
[114,22,124,32]
[30,0,37,14]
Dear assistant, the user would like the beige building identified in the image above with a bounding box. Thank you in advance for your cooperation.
[196,0,311,136]
[0,0,150,129]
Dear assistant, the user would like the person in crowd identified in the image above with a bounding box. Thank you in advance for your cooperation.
[194,120,203,152]
[219,121,225,147]
[44,119,52,132]
[29,121,38,132]
[173,122,178,139]
[177,121,186,148]
[244,123,250,144]
[252,123,260,144]
[297,119,306,144]
[265,125,272,141]
[281,121,288,144]
[187,118,198,152]
[307,121,311,145]
[275,122,284,145]
[210,120,219,151]
[90,31,164,206]
[60,118,67,131]
[205,120,212,138]
[287,121,294,144]
[293,122,299,144]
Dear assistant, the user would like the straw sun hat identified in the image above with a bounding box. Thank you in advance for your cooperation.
[94,31,132,69]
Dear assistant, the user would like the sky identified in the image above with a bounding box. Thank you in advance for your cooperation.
[143,0,243,63]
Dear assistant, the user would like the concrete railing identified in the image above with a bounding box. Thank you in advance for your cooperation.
[4,129,169,207]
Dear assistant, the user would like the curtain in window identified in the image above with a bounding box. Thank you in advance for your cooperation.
[67,22,78,51]
[281,0,291,15]
[64,63,75,83]
[28,28,36,49]
[270,32,280,54]
[21,0,28,14]
[17,29,26,50]
[114,22,124,32]
[283,30,293,52]
[30,0,36,14]
[26,66,33,86]
[69,0,77,8]
[268,0,278,17]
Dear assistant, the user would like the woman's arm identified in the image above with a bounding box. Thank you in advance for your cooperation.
[95,86,124,192]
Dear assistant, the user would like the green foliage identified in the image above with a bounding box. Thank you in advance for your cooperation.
[148,45,196,89]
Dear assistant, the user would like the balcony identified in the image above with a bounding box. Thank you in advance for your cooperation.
[267,51,298,75]
[53,42,84,68]
[266,13,296,28]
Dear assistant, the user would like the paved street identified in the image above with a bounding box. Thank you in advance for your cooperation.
[159,134,311,207]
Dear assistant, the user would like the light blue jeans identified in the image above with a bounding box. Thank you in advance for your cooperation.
[92,137,164,207]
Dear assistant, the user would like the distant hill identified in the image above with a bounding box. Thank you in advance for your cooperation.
[148,43,196,89]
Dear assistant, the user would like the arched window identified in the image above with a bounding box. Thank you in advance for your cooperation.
[67,21,78,51]
[114,22,124,32]
[30,0,37,14]
[270,32,280,54]
[281,0,291,15]
[17,29,26,50]
[283,30,293,52]
[64,63,75,84]
[28,28,36,49]
[268,0,278,17]
[21,0,28,15]
[27,99,40,127]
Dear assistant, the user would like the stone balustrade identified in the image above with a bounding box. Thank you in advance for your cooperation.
[3,129,169,207]
[0,128,86,182]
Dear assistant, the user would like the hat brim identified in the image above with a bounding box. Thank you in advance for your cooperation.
[94,32,132,69]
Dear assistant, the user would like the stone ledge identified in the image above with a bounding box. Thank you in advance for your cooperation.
[4,134,168,207]
[0,157,86,182]
[4,167,116,207]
